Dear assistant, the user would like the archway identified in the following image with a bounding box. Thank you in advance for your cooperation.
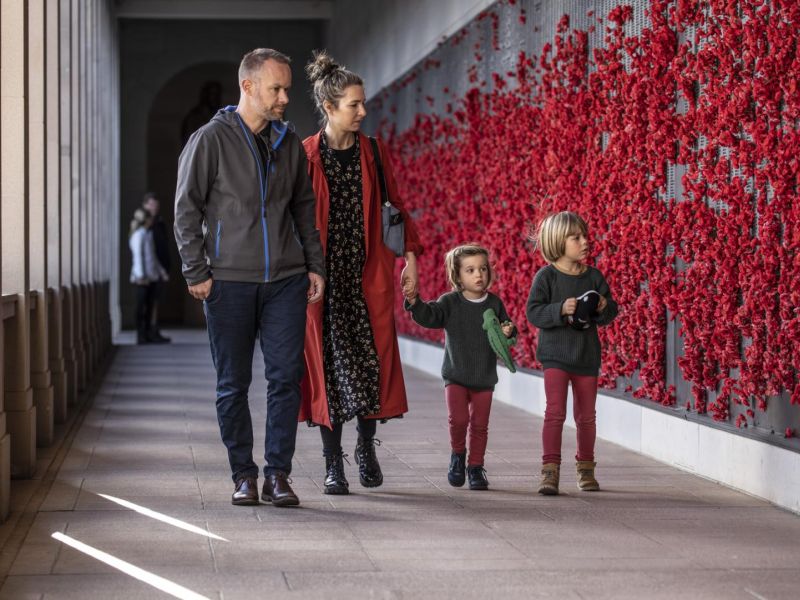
[145,62,239,327]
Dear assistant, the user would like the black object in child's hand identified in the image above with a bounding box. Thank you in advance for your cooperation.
[568,290,601,330]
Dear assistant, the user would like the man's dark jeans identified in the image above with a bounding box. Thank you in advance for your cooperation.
[204,274,307,482]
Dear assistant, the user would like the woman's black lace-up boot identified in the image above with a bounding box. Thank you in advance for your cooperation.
[323,453,349,495]
[354,437,383,487]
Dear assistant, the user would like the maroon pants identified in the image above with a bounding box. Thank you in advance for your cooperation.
[445,384,493,466]
[542,368,598,464]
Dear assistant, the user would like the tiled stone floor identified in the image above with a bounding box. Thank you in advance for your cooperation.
[1,330,798,599]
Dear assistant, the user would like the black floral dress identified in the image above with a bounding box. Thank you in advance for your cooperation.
[320,134,381,424]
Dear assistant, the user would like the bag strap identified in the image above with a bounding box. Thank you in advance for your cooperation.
[369,136,390,207]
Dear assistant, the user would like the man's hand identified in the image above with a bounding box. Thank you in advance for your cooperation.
[188,278,213,300]
[307,272,325,304]
[561,298,577,316]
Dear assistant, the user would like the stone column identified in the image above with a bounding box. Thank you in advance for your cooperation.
[28,0,56,448]
[61,0,79,404]
[2,0,37,479]
[46,0,68,422]
[69,0,87,393]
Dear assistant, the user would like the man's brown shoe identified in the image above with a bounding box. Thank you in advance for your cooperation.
[261,472,300,507]
[232,477,259,506]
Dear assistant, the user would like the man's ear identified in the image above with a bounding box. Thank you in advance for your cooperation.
[241,78,253,96]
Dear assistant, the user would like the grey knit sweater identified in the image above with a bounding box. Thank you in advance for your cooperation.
[526,265,618,376]
[404,291,512,390]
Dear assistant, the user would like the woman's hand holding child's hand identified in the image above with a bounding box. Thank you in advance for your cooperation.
[561,298,577,316]
[400,254,418,300]
[402,282,417,305]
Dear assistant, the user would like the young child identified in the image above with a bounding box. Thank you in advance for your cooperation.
[526,211,618,495]
[403,244,515,490]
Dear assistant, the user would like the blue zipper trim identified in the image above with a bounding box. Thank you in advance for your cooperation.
[234,113,270,281]
[271,121,289,150]
[215,220,222,258]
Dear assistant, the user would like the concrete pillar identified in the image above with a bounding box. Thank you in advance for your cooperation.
[61,287,78,405]
[59,0,80,406]
[69,0,87,393]
[74,287,86,391]
[28,0,56,448]
[2,0,37,480]
[0,301,8,522]
[86,1,99,367]
[108,3,122,338]
[30,294,54,447]
[0,399,8,520]
[46,0,68,421]
[48,290,67,422]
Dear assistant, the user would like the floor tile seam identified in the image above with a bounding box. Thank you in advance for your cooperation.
[342,519,381,574]
[206,535,219,575]
[458,522,532,559]
[67,479,86,513]
[188,445,205,508]
[419,474,473,509]
[281,570,292,592]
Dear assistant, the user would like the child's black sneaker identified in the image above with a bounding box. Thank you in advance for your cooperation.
[447,451,466,487]
[467,465,489,490]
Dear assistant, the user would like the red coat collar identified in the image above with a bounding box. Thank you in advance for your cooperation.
[303,130,377,167]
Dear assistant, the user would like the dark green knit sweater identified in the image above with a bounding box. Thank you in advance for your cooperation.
[526,265,618,376]
[404,291,512,390]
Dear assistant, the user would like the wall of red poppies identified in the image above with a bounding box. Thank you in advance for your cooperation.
[371,0,800,443]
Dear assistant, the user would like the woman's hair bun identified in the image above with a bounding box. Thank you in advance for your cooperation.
[305,50,339,82]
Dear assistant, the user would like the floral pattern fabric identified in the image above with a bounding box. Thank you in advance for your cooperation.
[320,134,381,424]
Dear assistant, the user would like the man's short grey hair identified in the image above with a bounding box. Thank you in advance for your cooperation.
[238,48,291,82]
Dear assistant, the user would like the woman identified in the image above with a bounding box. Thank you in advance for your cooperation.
[300,51,424,495]
[129,208,168,344]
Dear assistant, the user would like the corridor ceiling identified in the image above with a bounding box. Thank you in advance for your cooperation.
[114,0,334,20]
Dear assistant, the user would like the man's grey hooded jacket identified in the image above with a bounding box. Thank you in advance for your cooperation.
[174,106,325,286]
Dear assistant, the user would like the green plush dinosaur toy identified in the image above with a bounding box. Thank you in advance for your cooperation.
[482,308,516,373]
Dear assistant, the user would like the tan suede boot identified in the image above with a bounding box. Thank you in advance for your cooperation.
[576,461,600,491]
[537,463,560,495]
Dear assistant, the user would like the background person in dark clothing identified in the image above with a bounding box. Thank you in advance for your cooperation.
[142,192,171,343]
[181,81,223,146]
[129,208,168,344]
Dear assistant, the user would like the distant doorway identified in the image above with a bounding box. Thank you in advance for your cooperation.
[146,62,238,327]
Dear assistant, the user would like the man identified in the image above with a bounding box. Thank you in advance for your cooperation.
[174,48,325,507]
[142,192,171,343]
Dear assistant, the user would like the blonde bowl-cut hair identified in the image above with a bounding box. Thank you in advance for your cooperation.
[535,211,588,263]
[444,244,494,292]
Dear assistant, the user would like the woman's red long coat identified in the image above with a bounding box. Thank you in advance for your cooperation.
[299,132,424,429]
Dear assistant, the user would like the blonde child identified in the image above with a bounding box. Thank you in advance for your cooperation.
[403,244,515,490]
[526,212,618,494]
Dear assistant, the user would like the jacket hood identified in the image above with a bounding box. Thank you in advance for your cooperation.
[214,105,293,150]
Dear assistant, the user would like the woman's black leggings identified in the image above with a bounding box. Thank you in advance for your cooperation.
[320,417,377,457]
